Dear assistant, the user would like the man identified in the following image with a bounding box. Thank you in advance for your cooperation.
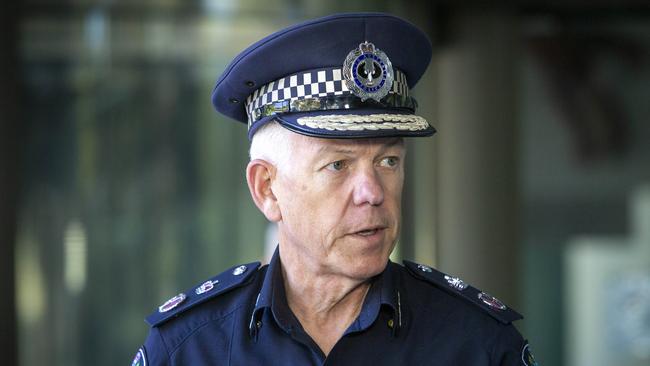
[133,12,537,366]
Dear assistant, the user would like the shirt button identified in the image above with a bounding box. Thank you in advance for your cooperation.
[256,321,262,328]
[387,319,394,329]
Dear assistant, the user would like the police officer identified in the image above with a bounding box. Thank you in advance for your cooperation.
[132,12,538,366]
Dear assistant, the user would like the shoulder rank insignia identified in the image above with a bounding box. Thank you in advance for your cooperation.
[145,262,261,327]
[403,260,523,324]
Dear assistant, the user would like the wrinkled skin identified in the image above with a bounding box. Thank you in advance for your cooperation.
[270,135,405,281]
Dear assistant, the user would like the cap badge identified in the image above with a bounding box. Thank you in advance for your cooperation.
[158,293,187,313]
[478,292,507,311]
[444,275,469,291]
[343,41,394,102]
[195,280,219,295]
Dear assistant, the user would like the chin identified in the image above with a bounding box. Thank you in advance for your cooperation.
[331,235,396,279]
[341,252,391,280]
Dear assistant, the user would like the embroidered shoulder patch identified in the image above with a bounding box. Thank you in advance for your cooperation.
[403,260,523,324]
[522,341,539,366]
[145,262,261,327]
[131,347,147,366]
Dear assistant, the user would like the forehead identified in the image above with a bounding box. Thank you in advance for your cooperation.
[292,134,405,154]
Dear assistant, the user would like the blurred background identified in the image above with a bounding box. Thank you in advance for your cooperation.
[1,1,650,365]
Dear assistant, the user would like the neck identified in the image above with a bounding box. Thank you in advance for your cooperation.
[279,245,372,356]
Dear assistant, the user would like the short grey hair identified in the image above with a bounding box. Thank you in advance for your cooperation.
[249,121,294,166]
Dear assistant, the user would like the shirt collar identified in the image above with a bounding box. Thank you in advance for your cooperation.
[349,260,401,336]
[250,246,297,337]
[249,246,402,339]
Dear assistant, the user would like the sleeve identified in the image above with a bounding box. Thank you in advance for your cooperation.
[129,327,170,366]
[489,324,539,366]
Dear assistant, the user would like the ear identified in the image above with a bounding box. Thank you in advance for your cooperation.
[246,159,282,222]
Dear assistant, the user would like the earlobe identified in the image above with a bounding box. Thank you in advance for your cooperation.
[246,159,282,222]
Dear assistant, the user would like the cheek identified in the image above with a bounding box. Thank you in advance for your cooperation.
[281,182,346,235]
[276,179,323,226]
[383,172,404,201]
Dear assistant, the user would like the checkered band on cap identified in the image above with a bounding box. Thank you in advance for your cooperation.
[245,67,410,127]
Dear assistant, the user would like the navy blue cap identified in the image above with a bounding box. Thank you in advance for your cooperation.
[212,12,436,140]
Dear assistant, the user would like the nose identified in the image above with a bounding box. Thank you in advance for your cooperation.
[352,167,384,206]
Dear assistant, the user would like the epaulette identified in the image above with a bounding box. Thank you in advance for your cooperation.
[403,260,522,324]
[146,262,261,327]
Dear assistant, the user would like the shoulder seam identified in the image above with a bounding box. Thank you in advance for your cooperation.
[166,301,246,357]
[154,326,172,365]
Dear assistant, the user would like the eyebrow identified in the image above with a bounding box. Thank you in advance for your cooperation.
[315,138,404,155]
[317,146,355,155]
[380,137,405,149]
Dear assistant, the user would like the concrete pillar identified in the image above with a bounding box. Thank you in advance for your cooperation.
[436,10,520,306]
[398,3,440,268]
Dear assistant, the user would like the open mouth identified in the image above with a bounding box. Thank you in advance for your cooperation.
[357,229,378,236]
[354,227,385,237]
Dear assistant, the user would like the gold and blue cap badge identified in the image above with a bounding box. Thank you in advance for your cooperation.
[212,13,436,140]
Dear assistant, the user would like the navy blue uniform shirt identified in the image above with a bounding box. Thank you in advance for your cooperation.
[135,249,535,365]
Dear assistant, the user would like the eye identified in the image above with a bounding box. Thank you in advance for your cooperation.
[326,160,347,171]
[379,156,399,168]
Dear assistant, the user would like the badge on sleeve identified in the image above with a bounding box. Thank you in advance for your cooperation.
[131,347,147,366]
[521,341,538,366]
